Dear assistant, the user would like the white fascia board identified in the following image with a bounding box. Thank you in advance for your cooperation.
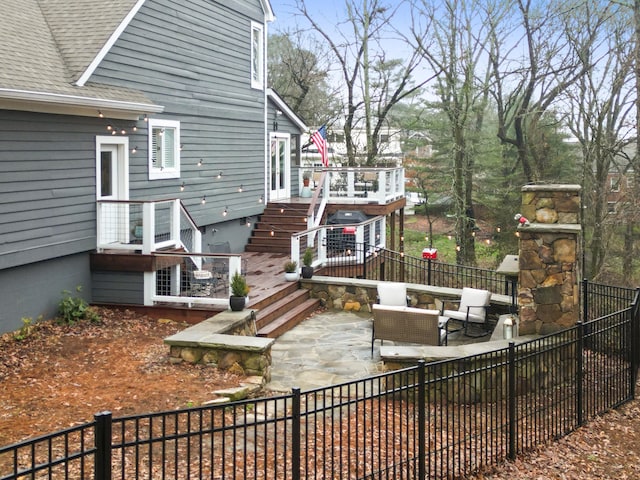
[262,0,275,22]
[267,88,308,132]
[75,0,147,87]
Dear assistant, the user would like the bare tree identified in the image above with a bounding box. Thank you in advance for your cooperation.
[489,0,607,183]
[295,0,433,165]
[408,0,497,265]
[267,32,340,125]
[565,1,635,282]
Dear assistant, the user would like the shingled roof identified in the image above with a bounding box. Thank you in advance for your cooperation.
[0,0,161,118]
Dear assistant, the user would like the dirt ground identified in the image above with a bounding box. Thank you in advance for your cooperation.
[1,307,639,478]
[0,308,244,446]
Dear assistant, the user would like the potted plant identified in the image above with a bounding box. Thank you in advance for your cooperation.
[302,171,312,187]
[301,248,314,279]
[284,260,299,282]
[229,272,249,311]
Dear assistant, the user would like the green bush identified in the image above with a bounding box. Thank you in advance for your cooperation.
[57,286,100,324]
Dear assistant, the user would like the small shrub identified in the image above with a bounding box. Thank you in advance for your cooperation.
[302,248,314,267]
[230,272,249,297]
[284,260,298,273]
[13,316,39,341]
[58,286,100,324]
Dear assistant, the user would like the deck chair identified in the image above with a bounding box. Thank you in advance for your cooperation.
[376,282,409,306]
[441,287,492,338]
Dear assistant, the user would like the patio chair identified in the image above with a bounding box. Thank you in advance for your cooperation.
[441,287,492,338]
[376,282,410,306]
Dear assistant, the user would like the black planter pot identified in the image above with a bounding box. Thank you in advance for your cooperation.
[229,296,246,311]
[301,266,314,279]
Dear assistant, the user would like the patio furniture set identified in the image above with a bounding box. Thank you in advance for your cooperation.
[371,282,493,355]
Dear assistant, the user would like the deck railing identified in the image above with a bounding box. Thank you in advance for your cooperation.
[290,217,387,273]
[96,199,200,254]
[2,283,638,479]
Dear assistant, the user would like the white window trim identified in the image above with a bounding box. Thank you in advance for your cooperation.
[148,118,180,180]
[251,21,264,90]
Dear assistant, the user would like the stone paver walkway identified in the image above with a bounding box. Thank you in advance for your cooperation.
[265,310,385,393]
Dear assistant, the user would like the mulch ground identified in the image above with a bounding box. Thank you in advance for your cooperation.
[1,307,639,478]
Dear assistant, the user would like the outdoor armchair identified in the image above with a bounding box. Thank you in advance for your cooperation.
[441,287,492,338]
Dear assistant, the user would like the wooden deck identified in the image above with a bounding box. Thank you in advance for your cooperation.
[125,251,296,324]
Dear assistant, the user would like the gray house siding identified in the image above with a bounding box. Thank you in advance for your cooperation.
[91,271,144,305]
[0,110,100,270]
[89,0,267,229]
[0,0,271,333]
[0,254,91,332]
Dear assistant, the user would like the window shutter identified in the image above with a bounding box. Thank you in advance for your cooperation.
[164,128,175,169]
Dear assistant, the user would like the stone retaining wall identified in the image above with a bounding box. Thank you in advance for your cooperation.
[164,310,274,382]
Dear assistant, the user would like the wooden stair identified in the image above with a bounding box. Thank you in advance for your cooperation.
[252,284,321,338]
[245,202,310,254]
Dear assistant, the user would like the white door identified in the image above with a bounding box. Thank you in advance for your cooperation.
[96,137,129,244]
[269,134,290,201]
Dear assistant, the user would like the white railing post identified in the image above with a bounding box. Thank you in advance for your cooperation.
[378,171,387,203]
[355,225,365,262]
[319,229,328,265]
[346,169,356,197]
[142,202,154,255]
[96,202,104,250]
[171,200,181,249]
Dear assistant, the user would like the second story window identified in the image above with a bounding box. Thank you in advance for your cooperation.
[251,22,264,89]
[148,119,180,180]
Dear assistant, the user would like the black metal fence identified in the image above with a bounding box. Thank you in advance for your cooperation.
[320,243,518,298]
[1,285,638,479]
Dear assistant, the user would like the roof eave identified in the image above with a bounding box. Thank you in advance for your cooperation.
[0,88,164,120]
[267,88,308,132]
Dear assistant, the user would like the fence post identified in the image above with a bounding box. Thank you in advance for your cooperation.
[582,278,589,322]
[631,289,640,397]
[507,343,516,461]
[576,322,584,427]
[427,259,432,285]
[417,361,426,479]
[94,411,112,480]
[362,243,367,279]
[291,388,301,480]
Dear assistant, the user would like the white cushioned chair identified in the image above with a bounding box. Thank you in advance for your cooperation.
[441,287,492,337]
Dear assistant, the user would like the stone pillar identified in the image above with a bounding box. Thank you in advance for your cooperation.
[517,185,581,335]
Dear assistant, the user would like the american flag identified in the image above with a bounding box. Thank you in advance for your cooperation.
[310,125,328,166]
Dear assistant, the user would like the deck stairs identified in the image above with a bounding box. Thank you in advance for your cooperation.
[248,281,321,338]
[245,202,312,254]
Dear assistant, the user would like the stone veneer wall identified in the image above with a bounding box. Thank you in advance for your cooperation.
[518,185,582,336]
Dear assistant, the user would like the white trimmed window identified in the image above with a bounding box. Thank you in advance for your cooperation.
[148,119,180,179]
[251,22,264,89]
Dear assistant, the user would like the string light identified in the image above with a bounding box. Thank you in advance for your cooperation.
[238,184,243,193]
[270,230,275,236]
[143,114,148,122]
[258,195,264,204]
[106,124,113,131]
[222,206,228,217]
[131,146,138,154]
[98,110,104,118]
[201,195,206,205]
[180,182,185,192]
[217,171,223,179]
[280,207,284,214]
[197,159,203,167]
